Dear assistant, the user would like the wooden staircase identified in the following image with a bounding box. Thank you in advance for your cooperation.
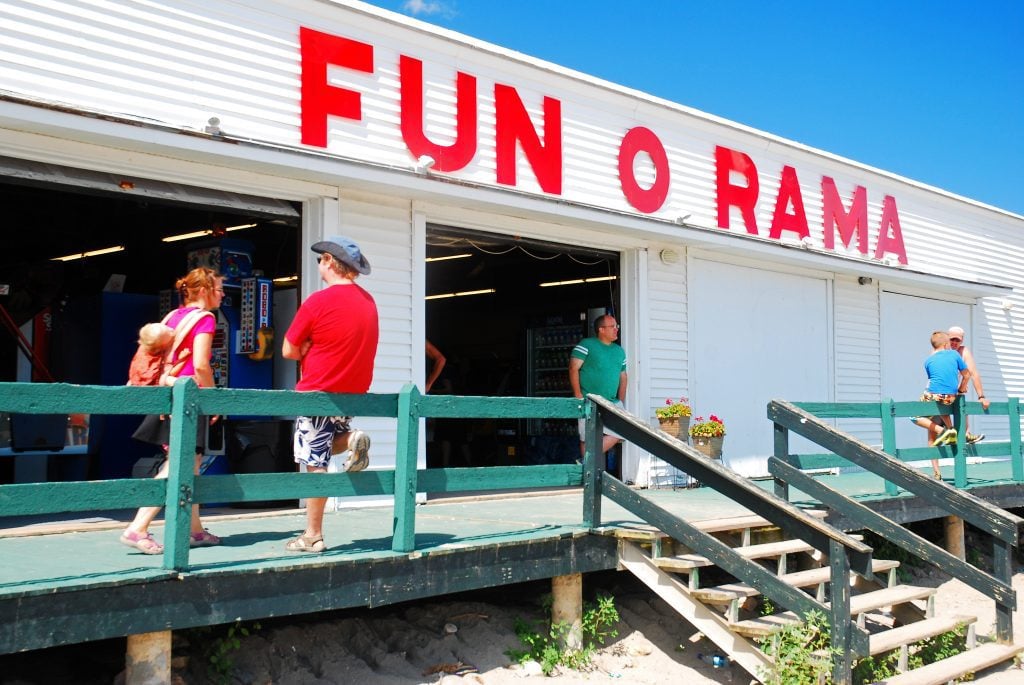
[609,516,1023,684]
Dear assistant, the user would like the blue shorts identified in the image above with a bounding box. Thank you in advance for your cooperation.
[293,416,353,468]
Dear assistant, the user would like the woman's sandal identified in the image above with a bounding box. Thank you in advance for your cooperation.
[189,529,221,547]
[285,534,325,553]
[120,530,164,555]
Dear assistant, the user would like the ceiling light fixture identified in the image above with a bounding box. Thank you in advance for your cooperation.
[273,275,298,285]
[425,253,473,263]
[539,275,618,288]
[161,223,258,243]
[425,288,496,300]
[51,245,126,262]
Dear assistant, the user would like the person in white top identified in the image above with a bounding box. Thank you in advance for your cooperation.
[948,325,989,444]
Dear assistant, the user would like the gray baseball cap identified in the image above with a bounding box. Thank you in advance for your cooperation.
[311,235,371,275]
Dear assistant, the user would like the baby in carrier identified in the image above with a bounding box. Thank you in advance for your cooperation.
[127,322,190,387]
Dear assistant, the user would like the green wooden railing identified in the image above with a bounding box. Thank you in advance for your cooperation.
[583,395,873,684]
[768,399,1023,645]
[0,381,587,570]
[787,397,1023,493]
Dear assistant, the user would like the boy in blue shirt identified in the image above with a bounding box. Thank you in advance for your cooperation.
[913,331,970,477]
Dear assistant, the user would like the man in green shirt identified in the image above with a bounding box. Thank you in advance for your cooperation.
[568,314,628,464]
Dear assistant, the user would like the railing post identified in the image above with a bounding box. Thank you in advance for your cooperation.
[582,397,603,529]
[163,378,199,572]
[881,399,899,496]
[392,383,420,553]
[953,395,967,488]
[829,538,853,685]
[772,421,790,501]
[1009,397,1022,483]
[993,537,1014,643]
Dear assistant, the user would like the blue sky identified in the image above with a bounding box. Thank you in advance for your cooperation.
[366,0,1023,216]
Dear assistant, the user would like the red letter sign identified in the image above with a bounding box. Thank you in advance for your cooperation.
[399,55,478,172]
[768,165,809,240]
[494,85,562,194]
[821,177,868,254]
[300,27,374,147]
[715,145,759,235]
[618,127,670,213]
[874,195,908,264]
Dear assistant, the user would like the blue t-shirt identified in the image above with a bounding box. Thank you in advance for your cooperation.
[924,349,966,394]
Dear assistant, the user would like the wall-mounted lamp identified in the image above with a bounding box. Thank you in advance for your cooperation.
[1002,299,1015,311]
[800,237,813,249]
[857,276,873,286]
[205,116,222,135]
[675,213,692,225]
[415,155,436,172]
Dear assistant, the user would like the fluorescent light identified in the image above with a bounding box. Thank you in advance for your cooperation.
[273,275,298,285]
[161,223,258,243]
[51,245,126,262]
[539,275,617,288]
[425,288,496,300]
[425,253,472,263]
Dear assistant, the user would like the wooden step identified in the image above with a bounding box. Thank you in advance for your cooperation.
[869,615,976,656]
[606,510,830,543]
[653,538,820,572]
[873,642,1023,685]
[731,585,936,638]
[692,559,900,604]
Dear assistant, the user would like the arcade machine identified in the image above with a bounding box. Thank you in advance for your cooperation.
[182,239,279,480]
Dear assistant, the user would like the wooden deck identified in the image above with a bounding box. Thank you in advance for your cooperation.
[2,458,1022,656]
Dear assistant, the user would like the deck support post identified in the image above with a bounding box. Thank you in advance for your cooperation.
[551,572,583,652]
[126,630,171,685]
[944,515,965,561]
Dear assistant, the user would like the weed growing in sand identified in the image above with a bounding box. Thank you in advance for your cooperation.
[758,610,835,684]
[760,611,970,684]
[506,593,620,675]
[189,619,262,684]
[853,623,969,683]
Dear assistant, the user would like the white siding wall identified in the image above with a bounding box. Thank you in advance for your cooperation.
[338,190,415,469]
[642,246,688,486]
[833,277,882,444]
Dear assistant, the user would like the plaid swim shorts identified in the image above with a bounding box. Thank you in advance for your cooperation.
[920,392,956,405]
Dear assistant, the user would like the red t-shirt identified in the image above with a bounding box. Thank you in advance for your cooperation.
[285,283,379,393]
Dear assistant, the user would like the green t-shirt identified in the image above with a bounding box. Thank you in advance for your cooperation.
[571,337,626,401]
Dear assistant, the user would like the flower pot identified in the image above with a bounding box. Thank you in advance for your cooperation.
[692,435,724,460]
[657,416,689,440]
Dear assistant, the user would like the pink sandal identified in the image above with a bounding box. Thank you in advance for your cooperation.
[190,529,221,547]
[120,530,163,555]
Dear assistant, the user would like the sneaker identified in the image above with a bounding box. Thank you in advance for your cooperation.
[932,427,957,447]
[966,432,985,444]
[342,430,370,473]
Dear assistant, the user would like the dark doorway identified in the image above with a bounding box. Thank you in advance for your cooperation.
[425,225,621,471]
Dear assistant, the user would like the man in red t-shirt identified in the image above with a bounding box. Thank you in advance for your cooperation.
[282,236,379,553]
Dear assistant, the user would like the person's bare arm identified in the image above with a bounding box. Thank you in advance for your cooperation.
[617,370,628,403]
[282,337,305,361]
[425,340,446,393]
[568,357,584,398]
[962,347,990,410]
[190,332,215,388]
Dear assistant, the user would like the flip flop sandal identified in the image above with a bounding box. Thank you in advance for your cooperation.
[120,530,163,555]
[285,534,325,553]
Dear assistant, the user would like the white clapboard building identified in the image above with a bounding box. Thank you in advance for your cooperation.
[0,0,1019,486]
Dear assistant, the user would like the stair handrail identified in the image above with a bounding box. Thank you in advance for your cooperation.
[583,394,872,678]
[768,398,1022,643]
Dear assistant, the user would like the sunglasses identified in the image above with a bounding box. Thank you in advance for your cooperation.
[949,337,962,343]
